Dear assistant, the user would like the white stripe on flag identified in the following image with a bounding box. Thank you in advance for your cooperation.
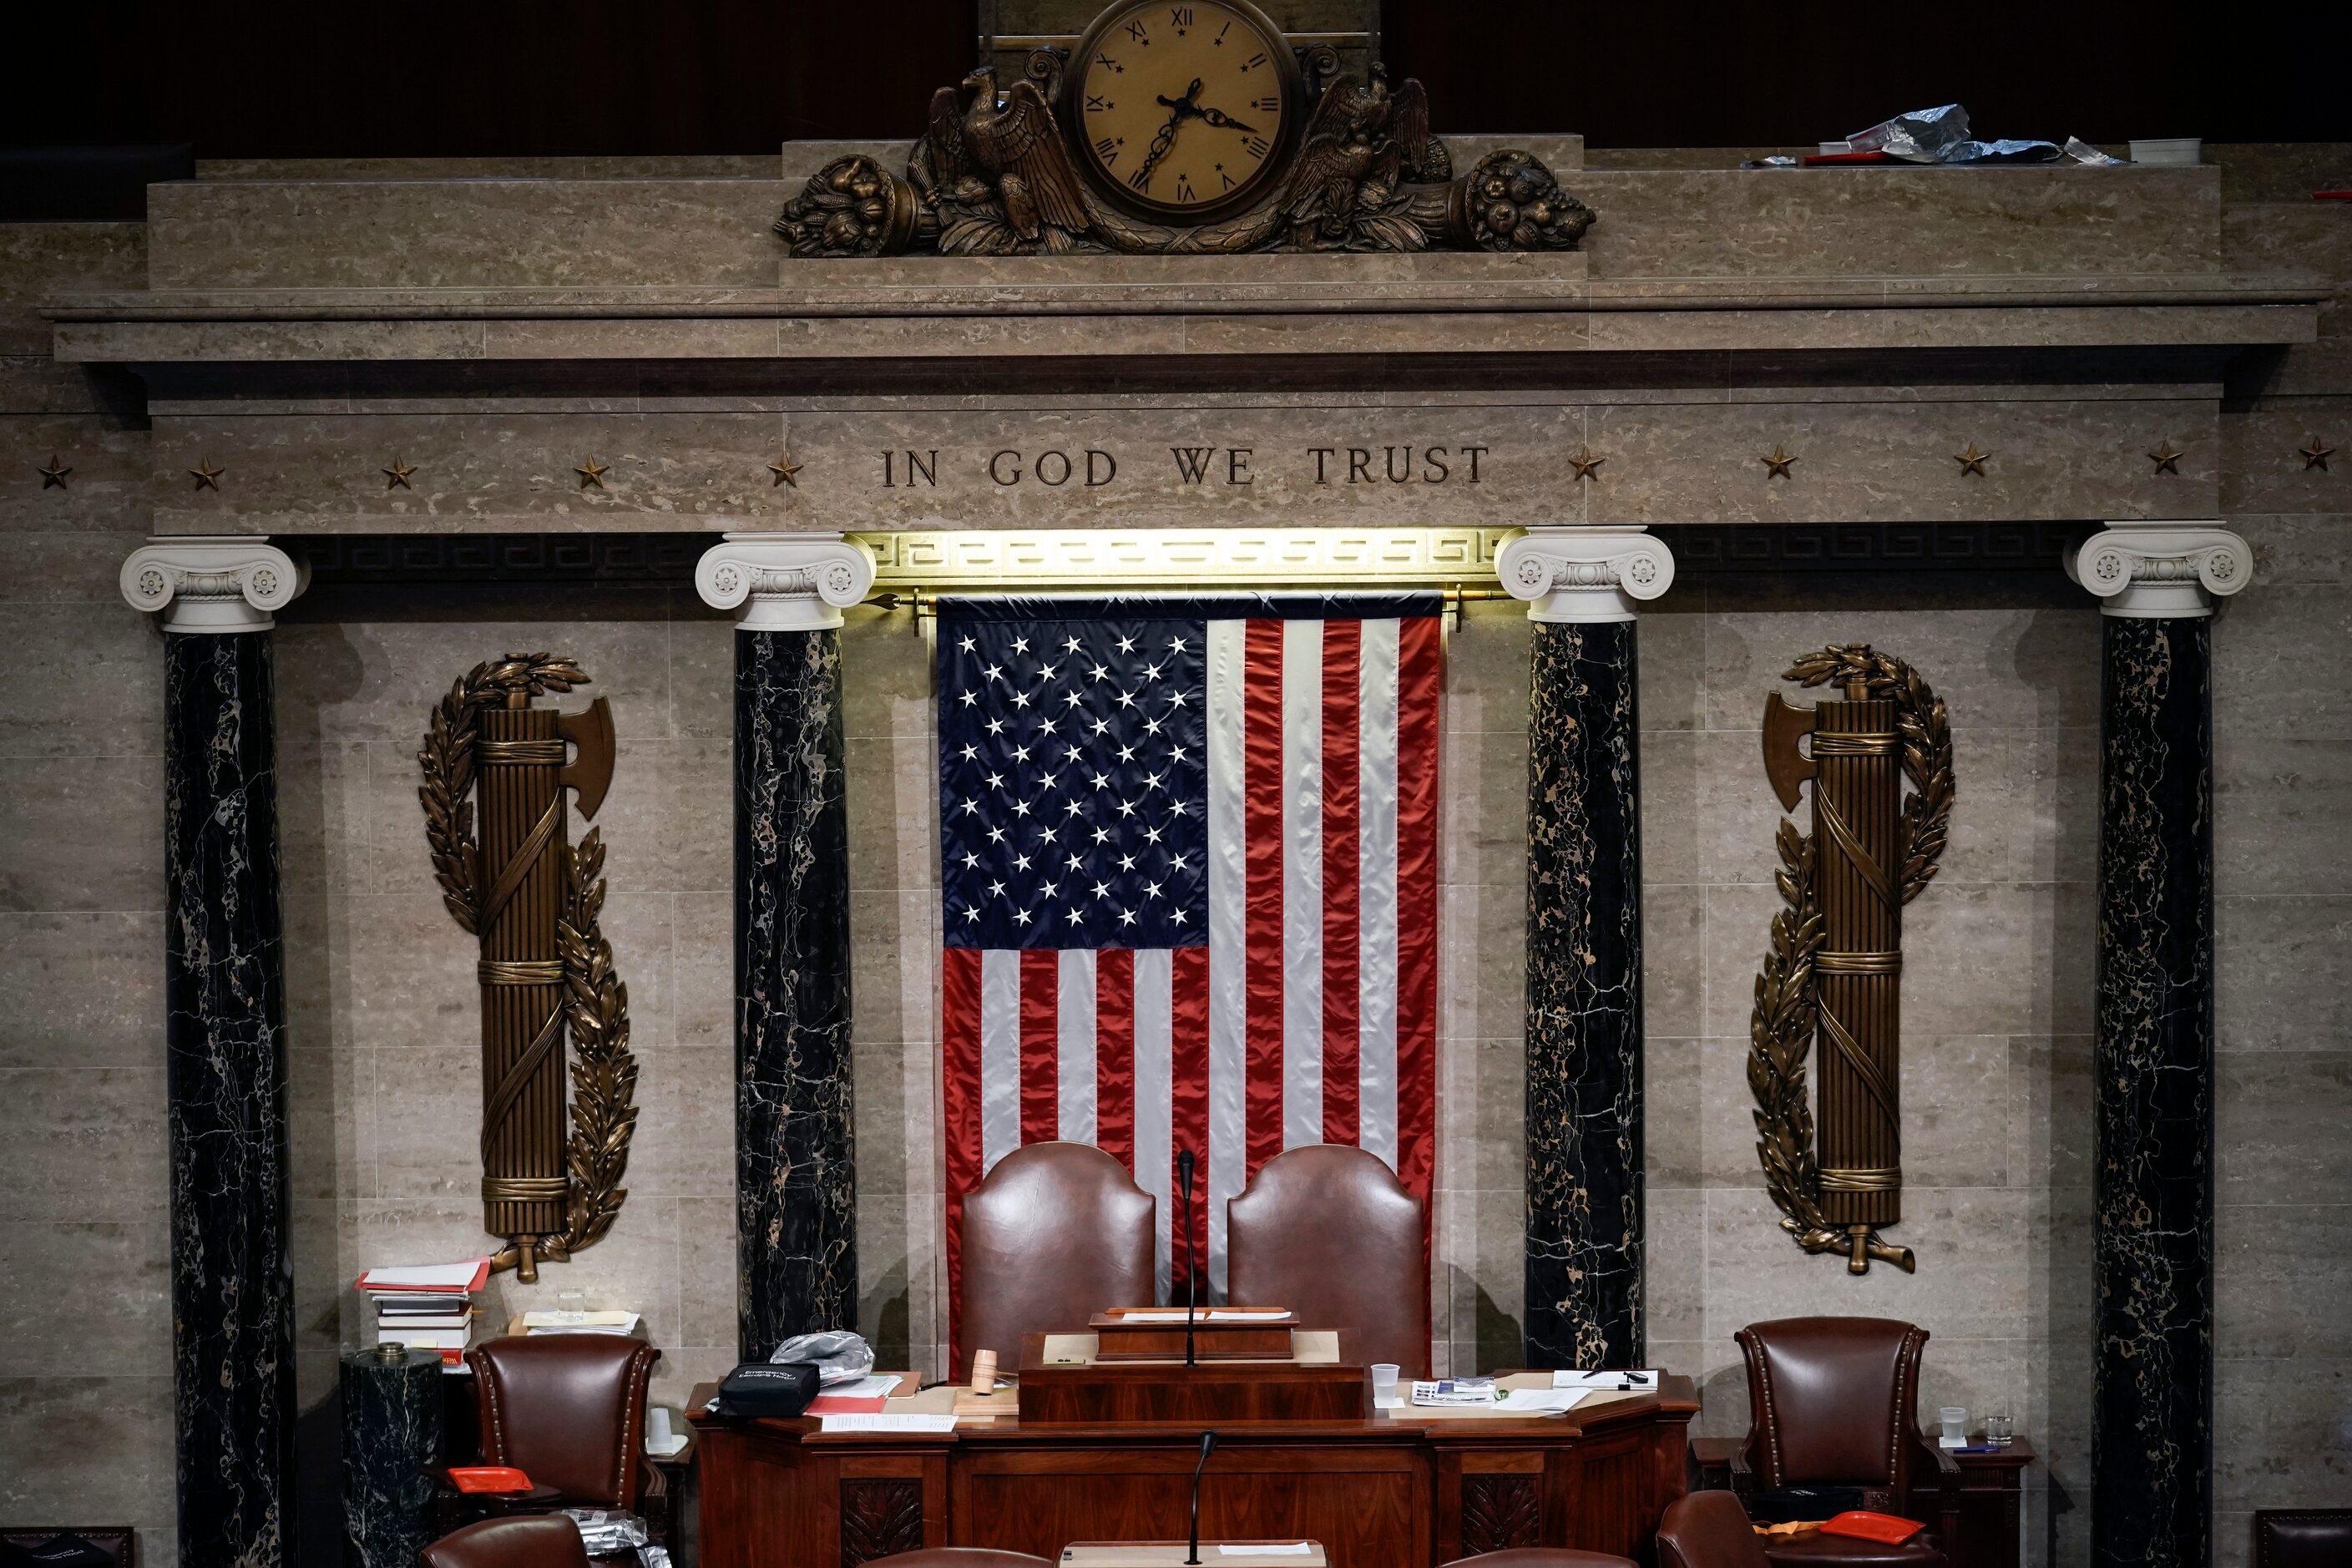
[979,948,1024,1173]
[1058,948,1097,1146]
[1133,948,1175,1302]
[1204,618,1248,1299]
[1282,618,1324,1152]
[1357,620,1401,1168]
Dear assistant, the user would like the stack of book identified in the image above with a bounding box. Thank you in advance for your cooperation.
[357,1258,489,1367]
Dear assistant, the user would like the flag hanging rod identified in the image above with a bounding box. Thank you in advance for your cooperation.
[868,585,1509,630]
[849,527,1518,599]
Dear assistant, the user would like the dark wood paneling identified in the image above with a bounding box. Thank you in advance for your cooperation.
[840,1477,928,1568]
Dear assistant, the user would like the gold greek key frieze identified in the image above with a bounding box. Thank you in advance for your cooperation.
[856,526,1515,592]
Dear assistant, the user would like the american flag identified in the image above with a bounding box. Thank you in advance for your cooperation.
[938,595,1442,1363]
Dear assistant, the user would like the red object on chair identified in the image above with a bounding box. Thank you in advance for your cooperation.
[420,1515,592,1568]
[446,1466,534,1495]
[1820,1514,1924,1546]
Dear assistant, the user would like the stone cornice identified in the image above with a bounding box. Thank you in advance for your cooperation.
[119,536,307,632]
[2066,521,2252,618]
[695,532,876,631]
[1495,528,1676,623]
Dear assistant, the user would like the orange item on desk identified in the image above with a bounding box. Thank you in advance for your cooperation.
[448,1465,533,1494]
[1820,1512,1925,1545]
[806,1393,888,1415]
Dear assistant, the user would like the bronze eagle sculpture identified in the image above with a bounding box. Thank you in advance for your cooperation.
[926,65,1093,242]
[1277,64,1444,243]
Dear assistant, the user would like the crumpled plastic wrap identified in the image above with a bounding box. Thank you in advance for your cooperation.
[767,1328,876,1384]
[1847,103,1973,162]
[559,1510,648,1556]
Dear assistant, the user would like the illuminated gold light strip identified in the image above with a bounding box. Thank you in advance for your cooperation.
[851,527,1520,594]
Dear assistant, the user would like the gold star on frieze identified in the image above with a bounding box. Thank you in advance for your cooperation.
[2147,441,2185,476]
[382,456,417,490]
[1951,443,1990,477]
[1566,447,1606,482]
[574,456,609,490]
[2301,437,2335,472]
[766,454,803,488]
[38,453,70,489]
[190,458,224,491]
[1759,444,1797,479]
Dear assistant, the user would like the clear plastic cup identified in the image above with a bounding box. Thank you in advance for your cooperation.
[1370,1363,1401,1404]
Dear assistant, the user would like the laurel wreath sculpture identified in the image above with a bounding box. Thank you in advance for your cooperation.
[418,655,638,1275]
[1748,645,1954,1273]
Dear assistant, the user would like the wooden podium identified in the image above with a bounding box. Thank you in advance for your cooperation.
[1022,1328,1362,1424]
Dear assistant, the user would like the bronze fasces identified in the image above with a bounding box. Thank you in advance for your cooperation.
[417,655,638,1282]
[1749,645,1955,1275]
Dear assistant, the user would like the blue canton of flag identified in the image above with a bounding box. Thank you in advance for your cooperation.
[939,613,1210,949]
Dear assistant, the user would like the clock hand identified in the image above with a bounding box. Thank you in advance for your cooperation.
[1135,109,1186,186]
[1196,106,1260,134]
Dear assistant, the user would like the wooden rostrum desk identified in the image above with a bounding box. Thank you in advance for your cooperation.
[689,1336,1697,1568]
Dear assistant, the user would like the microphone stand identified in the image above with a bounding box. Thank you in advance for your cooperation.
[1185,1428,1218,1565]
[1177,1148,1198,1368]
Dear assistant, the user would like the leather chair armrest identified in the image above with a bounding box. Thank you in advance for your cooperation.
[1727,1444,1757,1500]
[1917,1435,1963,1547]
[638,1458,670,1540]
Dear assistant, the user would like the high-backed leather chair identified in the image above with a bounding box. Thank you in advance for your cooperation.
[1227,1143,1429,1374]
[1656,1490,1769,1568]
[420,1515,591,1568]
[1731,1318,1954,1566]
[2256,1510,2352,1568]
[961,1141,1155,1374]
[464,1335,662,1515]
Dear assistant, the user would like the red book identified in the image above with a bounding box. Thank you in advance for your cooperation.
[448,1466,533,1495]
[806,1393,889,1415]
[1820,1512,1925,1545]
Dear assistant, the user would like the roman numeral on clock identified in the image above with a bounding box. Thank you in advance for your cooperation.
[1086,94,1107,112]
[1242,51,1266,69]
[1252,95,1278,111]
[1242,135,1270,159]
[1124,18,1148,42]
[1095,137,1120,164]
[1175,175,1196,201]
[1169,5,1192,24]
[1129,167,1152,191]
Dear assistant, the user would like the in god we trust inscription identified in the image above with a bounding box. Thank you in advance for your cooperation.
[875,442,1495,489]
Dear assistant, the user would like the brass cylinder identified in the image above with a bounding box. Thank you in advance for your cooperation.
[1810,696,1902,1231]
[475,706,569,1243]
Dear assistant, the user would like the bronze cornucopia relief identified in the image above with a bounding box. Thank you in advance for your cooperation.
[418,654,639,1282]
[776,56,1593,259]
[1749,645,1955,1275]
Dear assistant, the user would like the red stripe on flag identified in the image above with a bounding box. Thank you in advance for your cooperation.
[1242,619,1287,1181]
[1392,616,1443,1202]
[1171,946,1213,1299]
[1019,949,1060,1147]
[1096,948,1136,1174]
[942,946,985,1376]
[1321,620,1363,1146]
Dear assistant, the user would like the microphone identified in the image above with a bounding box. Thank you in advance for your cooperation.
[1185,1427,1219,1565]
[1176,1149,1198,1367]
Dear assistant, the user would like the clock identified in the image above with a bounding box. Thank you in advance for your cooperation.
[1065,0,1303,222]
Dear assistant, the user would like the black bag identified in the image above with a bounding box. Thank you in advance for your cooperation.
[3,1536,121,1568]
[714,1361,820,1419]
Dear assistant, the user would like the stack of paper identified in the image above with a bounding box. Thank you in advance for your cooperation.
[357,1259,490,1366]
[520,1310,643,1337]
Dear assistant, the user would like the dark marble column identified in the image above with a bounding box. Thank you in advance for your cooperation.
[1499,529,1675,1372]
[338,1347,442,1568]
[2070,524,2245,1568]
[699,535,873,1361]
[125,537,308,1568]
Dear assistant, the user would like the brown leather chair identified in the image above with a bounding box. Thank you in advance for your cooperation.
[961,1141,1156,1374]
[464,1335,663,1518]
[1730,1318,1954,1567]
[863,1554,1053,1568]
[1439,1551,1635,1568]
[1227,1143,1429,1374]
[2256,1510,2352,1568]
[420,1515,591,1568]
[1657,1490,1769,1568]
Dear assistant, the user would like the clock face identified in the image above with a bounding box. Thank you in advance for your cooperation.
[1069,0,1299,220]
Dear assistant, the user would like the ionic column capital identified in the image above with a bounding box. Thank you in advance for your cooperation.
[119,535,307,632]
[2066,521,2251,619]
[695,532,876,631]
[1495,527,1676,623]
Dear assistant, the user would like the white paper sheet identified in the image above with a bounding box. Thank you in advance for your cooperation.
[1221,1545,1313,1556]
[1495,1388,1587,1414]
[819,1413,958,1434]
[827,1374,904,1399]
[1551,1369,1659,1391]
[1111,1310,1292,1323]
